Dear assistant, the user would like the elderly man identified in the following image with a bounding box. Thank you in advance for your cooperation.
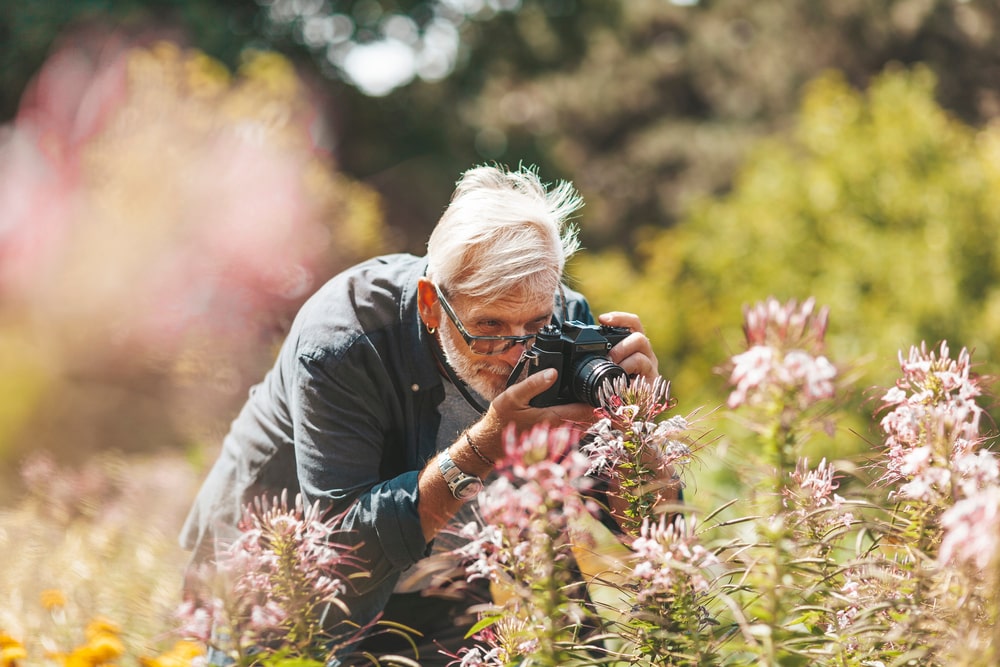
[180,164,666,664]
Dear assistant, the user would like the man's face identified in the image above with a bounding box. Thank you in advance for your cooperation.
[437,288,554,401]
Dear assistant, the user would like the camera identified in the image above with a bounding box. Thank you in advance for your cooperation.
[507,320,631,407]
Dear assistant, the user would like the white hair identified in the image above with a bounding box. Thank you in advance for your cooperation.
[426,164,582,301]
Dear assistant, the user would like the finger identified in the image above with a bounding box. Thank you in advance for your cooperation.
[598,311,645,334]
[619,354,658,384]
[502,367,558,406]
[608,331,656,366]
[538,401,599,427]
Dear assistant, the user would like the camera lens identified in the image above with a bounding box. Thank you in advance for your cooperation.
[571,355,627,407]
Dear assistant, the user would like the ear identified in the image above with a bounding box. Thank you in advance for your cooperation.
[417,277,441,331]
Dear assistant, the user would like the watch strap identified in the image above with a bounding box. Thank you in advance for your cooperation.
[438,448,483,500]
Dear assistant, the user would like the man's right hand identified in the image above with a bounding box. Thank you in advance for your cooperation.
[473,368,596,462]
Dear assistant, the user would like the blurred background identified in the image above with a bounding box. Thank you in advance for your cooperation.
[0,0,1000,652]
[5,0,1000,505]
[3,0,1000,651]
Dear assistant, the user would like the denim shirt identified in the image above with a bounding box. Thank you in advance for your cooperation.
[179,253,593,632]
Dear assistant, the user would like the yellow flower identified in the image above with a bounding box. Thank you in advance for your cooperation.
[184,52,231,99]
[0,633,28,667]
[239,50,299,98]
[52,618,126,666]
[40,589,67,610]
[83,632,125,663]
[140,640,205,667]
[83,618,121,643]
[61,641,124,667]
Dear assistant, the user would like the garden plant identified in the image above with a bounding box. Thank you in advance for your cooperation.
[51,295,988,667]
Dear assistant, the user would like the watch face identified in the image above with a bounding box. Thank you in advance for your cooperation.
[438,449,484,500]
[454,476,484,500]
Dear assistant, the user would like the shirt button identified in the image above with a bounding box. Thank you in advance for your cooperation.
[411,383,420,392]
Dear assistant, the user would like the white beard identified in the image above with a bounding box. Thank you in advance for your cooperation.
[437,323,513,402]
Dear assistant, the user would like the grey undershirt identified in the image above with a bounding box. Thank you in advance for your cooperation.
[393,378,486,594]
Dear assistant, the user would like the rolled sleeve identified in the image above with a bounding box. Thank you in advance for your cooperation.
[290,340,429,592]
[339,471,427,574]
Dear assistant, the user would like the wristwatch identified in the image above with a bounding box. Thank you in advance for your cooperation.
[438,448,484,501]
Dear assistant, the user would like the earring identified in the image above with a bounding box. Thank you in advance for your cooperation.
[426,324,437,335]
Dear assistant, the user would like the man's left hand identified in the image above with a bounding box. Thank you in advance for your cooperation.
[599,311,659,383]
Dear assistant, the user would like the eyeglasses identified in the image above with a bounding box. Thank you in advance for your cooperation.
[434,283,541,356]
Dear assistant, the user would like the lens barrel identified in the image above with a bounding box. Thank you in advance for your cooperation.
[571,355,627,407]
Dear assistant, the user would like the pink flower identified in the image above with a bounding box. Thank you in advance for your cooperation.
[584,375,694,479]
[788,458,841,507]
[938,486,1000,571]
[629,516,718,602]
[727,346,775,408]
[953,451,1000,498]
[742,296,829,351]
[783,458,855,540]
[726,297,837,411]
[183,492,363,657]
[877,341,990,502]
[175,598,221,643]
[454,425,594,585]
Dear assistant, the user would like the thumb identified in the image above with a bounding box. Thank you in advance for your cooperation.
[506,367,558,405]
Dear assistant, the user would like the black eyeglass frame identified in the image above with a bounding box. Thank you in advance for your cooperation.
[433,283,546,356]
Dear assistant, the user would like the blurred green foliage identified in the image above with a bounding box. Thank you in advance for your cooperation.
[456,0,1000,250]
[574,65,1000,487]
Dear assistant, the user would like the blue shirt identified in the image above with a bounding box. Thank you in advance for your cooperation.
[180,253,593,632]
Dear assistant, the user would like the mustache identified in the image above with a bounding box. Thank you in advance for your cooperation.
[477,361,514,375]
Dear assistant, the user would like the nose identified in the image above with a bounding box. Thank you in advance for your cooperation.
[498,339,529,367]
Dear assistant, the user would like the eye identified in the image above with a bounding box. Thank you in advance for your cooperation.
[475,319,504,334]
[525,317,550,334]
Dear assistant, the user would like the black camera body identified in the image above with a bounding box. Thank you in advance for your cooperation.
[509,320,631,408]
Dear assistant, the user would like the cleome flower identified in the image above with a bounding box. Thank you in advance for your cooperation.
[447,425,599,662]
[726,297,837,411]
[938,484,1000,572]
[742,296,830,351]
[177,491,365,662]
[585,375,693,480]
[454,424,594,587]
[783,457,855,549]
[877,341,992,503]
[629,515,719,603]
[580,375,696,533]
[784,458,849,512]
